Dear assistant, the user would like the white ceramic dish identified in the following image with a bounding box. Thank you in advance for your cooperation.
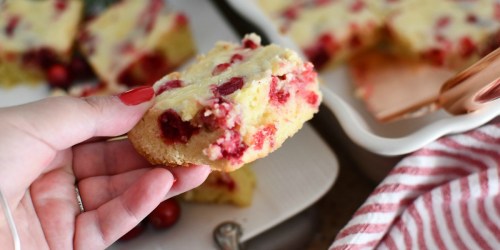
[0,0,339,249]
[226,0,500,156]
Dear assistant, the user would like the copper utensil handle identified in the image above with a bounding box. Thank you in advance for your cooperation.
[439,47,500,115]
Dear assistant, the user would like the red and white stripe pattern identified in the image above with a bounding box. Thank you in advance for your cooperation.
[330,122,500,250]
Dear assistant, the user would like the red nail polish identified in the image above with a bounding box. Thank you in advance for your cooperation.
[118,86,155,106]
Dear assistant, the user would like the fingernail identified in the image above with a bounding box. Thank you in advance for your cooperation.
[118,86,154,106]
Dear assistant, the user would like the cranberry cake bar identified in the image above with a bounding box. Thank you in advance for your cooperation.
[259,0,383,70]
[79,0,195,88]
[182,165,256,207]
[0,0,83,87]
[129,34,321,172]
[387,0,500,70]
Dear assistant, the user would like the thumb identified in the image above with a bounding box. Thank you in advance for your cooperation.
[2,86,155,150]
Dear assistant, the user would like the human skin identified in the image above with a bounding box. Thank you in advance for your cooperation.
[0,87,210,249]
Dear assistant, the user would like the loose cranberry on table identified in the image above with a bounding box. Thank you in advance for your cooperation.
[147,199,181,229]
[46,64,72,88]
[69,56,94,80]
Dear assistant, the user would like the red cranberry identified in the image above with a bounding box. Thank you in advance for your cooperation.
[304,33,337,70]
[119,222,146,241]
[282,6,299,20]
[158,109,199,144]
[253,124,276,150]
[218,130,248,160]
[466,14,478,23]
[214,77,244,96]
[306,91,319,106]
[230,54,244,63]
[208,130,248,160]
[157,79,183,95]
[350,0,365,12]
[139,0,164,33]
[215,173,237,191]
[5,16,20,37]
[212,54,245,76]
[319,33,335,45]
[147,199,181,229]
[242,38,258,50]
[269,76,290,105]
[54,0,68,13]
[314,0,331,6]
[422,48,446,66]
[459,37,476,58]
[22,48,58,69]
[46,64,72,88]
[195,98,234,131]
[495,3,500,22]
[69,56,94,80]
[435,16,451,29]
[212,63,231,76]
[349,34,362,48]
[175,12,188,26]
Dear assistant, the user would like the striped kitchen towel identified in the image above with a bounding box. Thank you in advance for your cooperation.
[330,122,500,250]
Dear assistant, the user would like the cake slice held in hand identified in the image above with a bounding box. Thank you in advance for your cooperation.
[129,34,321,172]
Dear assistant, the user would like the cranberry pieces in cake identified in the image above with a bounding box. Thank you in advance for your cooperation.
[242,37,259,50]
[252,124,277,150]
[269,76,290,105]
[211,54,246,76]
[4,16,20,37]
[214,173,237,191]
[158,109,199,144]
[304,33,339,70]
[157,79,183,95]
[204,130,248,162]
[212,63,231,76]
[214,77,245,96]
[195,98,239,131]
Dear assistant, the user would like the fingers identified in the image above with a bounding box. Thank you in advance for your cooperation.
[77,165,211,211]
[1,86,154,151]
[30,168,79,250]
[162,165,212,198]
[74,165,210,248]
[74,168,172,249]
[78,168,157,211]
[73,139,151,179]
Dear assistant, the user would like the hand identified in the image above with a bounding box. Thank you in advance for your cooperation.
[0,87,210,249]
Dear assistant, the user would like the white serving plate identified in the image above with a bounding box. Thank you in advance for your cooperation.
[0,0,339,249]
[226,0,500,156]
[110,124,338,250]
